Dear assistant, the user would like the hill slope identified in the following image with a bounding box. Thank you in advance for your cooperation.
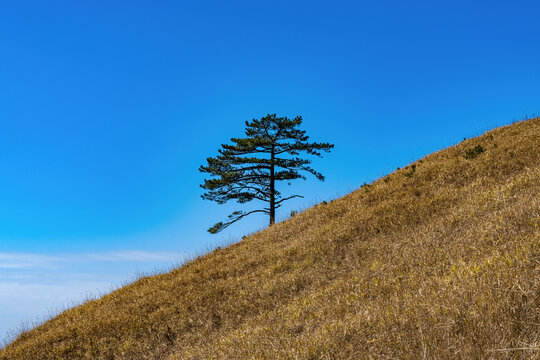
[1,118,539,359]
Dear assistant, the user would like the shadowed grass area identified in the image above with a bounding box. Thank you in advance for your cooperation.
[1,118,539,359]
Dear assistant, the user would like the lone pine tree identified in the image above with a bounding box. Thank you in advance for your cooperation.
[200,114,334,233]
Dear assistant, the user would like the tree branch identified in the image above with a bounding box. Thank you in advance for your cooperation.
[275,194,304,205]
[208,209,270,234]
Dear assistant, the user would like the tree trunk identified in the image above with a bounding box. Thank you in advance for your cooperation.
[269,144,275,225]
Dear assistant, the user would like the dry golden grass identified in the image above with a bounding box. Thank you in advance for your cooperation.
[1,118,539,360]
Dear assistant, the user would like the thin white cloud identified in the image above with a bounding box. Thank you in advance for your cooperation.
[0,251,187,270]
[86,250,185,262]
[0,253,62,269]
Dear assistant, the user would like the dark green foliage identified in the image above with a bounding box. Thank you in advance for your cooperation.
[290,210,297,217]
[200,114,333,233]
[383,177,390,183]
[208,222,224,234]
[321,201,328,205]
[404,164,416,178]
[464,145,484,159]
[361,183,372,192]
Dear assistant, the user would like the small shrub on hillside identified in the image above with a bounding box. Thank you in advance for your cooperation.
[404,164,416,178]
[321,201,327,205]
[290,210,297,217]
[383,177,390,183]
[464,145,484,159]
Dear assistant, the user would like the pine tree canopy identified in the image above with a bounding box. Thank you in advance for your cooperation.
[200,114,334,234]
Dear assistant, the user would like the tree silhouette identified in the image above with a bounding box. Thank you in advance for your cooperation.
[200,114,333,233]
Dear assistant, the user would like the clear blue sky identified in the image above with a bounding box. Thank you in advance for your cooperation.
[1,0,539,339]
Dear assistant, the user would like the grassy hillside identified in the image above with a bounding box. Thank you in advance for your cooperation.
[1,118,539,360]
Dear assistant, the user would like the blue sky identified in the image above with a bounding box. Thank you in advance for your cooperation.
[1,0,539,341]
